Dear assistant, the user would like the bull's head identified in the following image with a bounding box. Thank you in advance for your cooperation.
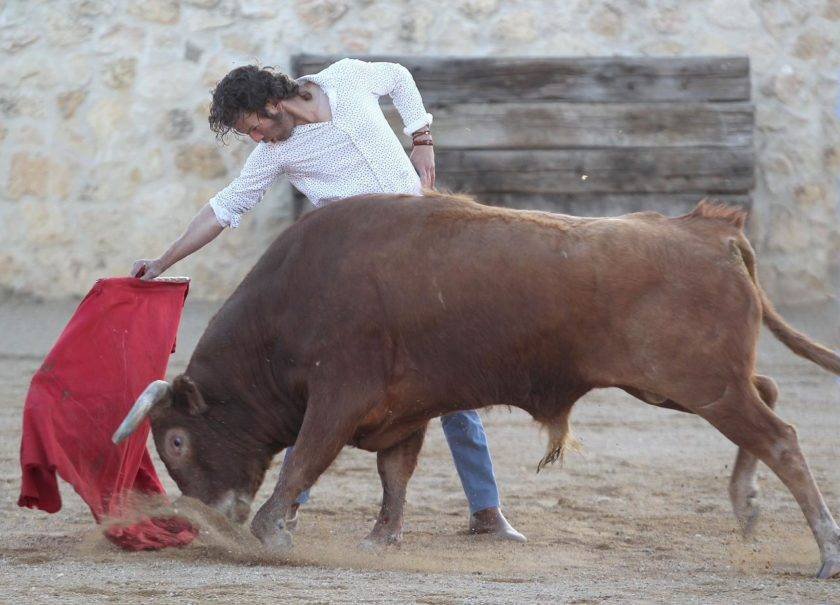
[112,374,271,524]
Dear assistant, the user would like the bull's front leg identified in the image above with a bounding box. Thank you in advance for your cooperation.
[251,389,364,551]
[363,425,427,547]
[249,450,310,551]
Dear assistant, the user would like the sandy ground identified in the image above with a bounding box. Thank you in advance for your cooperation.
[1,294,839,604]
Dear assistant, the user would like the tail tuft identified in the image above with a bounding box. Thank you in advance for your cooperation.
[536,410,582,473]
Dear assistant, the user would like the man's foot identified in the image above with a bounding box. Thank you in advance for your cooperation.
[469,507,527,542]
[286,503,300,532]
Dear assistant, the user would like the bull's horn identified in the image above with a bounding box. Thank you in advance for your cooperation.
[111,380,172,444]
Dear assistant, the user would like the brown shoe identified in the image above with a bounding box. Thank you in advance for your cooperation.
[469,507,527,542]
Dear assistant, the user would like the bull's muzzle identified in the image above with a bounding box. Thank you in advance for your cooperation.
[214,490,254,524]
[111,380,172,444]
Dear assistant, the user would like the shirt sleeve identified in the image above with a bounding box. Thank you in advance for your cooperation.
[208,143,284,229]
[352,59,434,136]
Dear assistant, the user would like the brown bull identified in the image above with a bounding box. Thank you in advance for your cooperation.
[114,193,840,578]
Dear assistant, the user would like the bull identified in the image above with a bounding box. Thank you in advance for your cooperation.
[113,193,840,578]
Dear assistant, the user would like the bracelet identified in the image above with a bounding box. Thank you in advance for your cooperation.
[412,139,434,146]
[412,129,431,139]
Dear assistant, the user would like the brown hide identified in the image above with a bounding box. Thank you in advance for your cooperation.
[155,193,839,505]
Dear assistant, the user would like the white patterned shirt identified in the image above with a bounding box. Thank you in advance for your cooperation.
[209,58,434,228]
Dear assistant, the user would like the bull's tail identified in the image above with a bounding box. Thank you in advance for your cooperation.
[735,238,840,375]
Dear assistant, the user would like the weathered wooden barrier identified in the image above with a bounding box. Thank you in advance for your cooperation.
[293,55,754,218]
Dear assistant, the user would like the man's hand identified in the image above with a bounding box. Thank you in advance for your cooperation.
[130,258,165,281]
[410,145,435,189]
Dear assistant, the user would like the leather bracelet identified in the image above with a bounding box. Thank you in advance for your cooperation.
[412,129,431,139]
[412,139,434,146]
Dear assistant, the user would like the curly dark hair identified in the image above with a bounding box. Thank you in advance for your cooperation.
[208,65,309,142]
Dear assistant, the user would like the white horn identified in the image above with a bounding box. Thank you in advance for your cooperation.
[112,380,172,444]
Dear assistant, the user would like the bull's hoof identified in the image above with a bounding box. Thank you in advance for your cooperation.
[733,498,760,539]
[251,511,294,552]
[817,557,840,579]
[360,531,401,550]
[259,526,294,552]
[730,486,760,539]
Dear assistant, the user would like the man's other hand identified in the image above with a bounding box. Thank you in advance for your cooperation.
[410,145,435,189]
[130,258,165,281]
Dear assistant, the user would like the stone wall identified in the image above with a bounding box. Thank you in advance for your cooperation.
[1,0,838,304]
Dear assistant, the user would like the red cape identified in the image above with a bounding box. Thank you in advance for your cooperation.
[18,277,197,550]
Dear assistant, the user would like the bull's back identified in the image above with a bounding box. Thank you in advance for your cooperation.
[272,195,759,406]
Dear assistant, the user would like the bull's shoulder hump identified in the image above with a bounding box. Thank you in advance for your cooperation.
[675,198,748,230]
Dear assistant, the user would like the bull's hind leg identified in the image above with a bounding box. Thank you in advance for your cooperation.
[363,425,428,547]
[729,375,779,537]
[695,380,840,578]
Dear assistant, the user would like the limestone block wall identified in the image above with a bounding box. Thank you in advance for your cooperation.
[0,0,838,305]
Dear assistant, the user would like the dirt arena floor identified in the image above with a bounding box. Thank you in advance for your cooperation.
[1,295,839,603]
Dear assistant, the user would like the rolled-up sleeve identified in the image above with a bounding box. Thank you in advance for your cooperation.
[209,143,284,228]
[354,59,433,136]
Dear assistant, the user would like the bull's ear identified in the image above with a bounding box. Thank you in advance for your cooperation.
[172,374,209,415]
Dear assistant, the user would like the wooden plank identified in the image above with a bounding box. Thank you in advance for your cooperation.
[384,102,754,149]
[434,147,754,195]
[294,55,751,103]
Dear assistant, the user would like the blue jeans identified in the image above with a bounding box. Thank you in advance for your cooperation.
[283,410,501,514]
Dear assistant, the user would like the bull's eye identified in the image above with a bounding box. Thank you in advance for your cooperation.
[166,430,188,459]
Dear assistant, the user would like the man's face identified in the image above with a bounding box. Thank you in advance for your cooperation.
[233,101,292,144]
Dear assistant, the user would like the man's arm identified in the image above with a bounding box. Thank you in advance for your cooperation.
[409,129,435,189]
[131,203,223,280]
[131,144,284,278]
[358,60,433,136]
[354,60,436,188]
[208,143,284,228]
